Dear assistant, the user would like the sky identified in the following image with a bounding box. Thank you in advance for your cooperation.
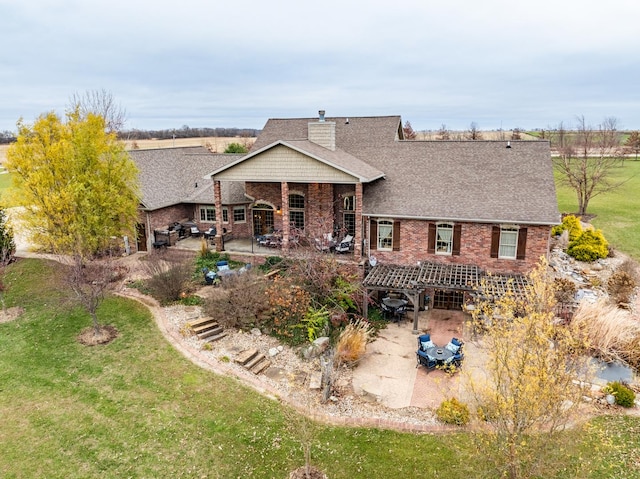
[1,0,640,133]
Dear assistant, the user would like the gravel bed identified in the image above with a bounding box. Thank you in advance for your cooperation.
[162,304,439,428]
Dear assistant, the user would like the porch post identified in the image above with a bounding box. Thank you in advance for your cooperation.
[354,182,363,260]
[213,180,224,252]
[281,181,290,252]
[411,291,420,334]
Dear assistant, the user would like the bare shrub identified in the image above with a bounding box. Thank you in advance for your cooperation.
[143,250,194,305]
[607,270,637,305]
[335,318,373,366]
[617,258,640,283]
[554,277,577,304]
[570,300,640,368]
[203,271,269,329]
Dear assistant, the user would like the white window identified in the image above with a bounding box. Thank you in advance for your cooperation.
[222,207,229,223]
[343,195,356,235]
[377,219,393,250]
[233,206,245,223]
[199,206,215,223]
[499,226,519,259]
[436,223,453,254]
[289,193,305,230]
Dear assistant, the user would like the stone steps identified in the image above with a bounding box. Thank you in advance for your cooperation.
[234,348,271,374]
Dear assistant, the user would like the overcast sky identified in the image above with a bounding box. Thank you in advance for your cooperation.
[2,0,639,133]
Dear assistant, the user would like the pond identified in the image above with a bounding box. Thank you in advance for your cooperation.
[590,357,638,386]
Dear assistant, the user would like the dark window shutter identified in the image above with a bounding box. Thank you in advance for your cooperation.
[516,227,528,260]
[370,220,377,251]
[490,226,500,258]
[392,221,401,251]
[452,224,462,256]
[427,223,436,254]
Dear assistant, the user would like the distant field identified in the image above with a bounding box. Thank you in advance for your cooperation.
[0,137,256,164]
[555,159,640,260]
[123,136,255,153]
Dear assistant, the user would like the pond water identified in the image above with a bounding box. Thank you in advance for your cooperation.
[590,357,638,386]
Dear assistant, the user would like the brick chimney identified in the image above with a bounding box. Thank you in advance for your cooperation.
[308,109,335,151]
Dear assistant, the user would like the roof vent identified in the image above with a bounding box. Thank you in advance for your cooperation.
[345,118,349,124]
[318,110,325,122]
[506,141,511,149]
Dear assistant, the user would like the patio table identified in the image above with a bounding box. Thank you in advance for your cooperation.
[425,346,454,364]
[382,297,408,322]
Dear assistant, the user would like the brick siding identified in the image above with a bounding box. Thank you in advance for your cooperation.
[370,219,550,274]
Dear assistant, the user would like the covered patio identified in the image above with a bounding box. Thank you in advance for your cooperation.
[363,262,530,333]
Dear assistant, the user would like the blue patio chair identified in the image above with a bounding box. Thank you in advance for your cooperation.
[416,333,437,370]
[416,349,437,370]
[447,337,465,367]
[417,333,435,351]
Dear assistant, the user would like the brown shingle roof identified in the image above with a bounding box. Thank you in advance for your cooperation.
[253,116,559,225]
[129,147,246,210]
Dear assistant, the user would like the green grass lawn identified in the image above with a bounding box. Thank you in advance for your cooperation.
[555,159,640,260]
[1,258,639,478]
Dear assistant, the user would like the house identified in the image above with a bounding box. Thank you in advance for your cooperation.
[132,112,559,322]
[206,111,559,276]
[130,147,248,251]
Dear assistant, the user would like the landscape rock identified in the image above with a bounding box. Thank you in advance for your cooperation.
[250,328,262,336]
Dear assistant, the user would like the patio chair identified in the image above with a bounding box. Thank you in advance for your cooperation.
[445,337,464,367]
[334,234,354,253]
[416,334,437,370]
[314,233,336,252]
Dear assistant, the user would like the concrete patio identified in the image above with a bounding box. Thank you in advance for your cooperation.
[352,308,480,409]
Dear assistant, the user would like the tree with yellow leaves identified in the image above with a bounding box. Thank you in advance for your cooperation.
[5,108,139,340]
[466,259,593,478]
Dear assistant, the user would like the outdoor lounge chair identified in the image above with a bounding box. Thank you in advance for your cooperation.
[334,234,354,253]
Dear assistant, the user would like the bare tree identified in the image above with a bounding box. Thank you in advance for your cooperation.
[553,116,624,216]
[436,123,451,140]
[465,122,483,140]
[511,128,522,140]
[69,88,127,133]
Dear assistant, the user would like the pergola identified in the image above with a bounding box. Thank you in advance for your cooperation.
[362,262,529,333]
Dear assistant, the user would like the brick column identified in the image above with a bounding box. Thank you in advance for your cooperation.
[213,180,224,251]
[281,181,289,252]
[354,182,363,260]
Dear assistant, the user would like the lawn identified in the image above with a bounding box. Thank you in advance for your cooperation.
[1,258,639,478]
[555,159,640,260]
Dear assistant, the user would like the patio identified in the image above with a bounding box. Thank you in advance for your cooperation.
[352,308,482,409]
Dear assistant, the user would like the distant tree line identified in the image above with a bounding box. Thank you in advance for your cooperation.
[118,126,260,141]
[0,131,16,144]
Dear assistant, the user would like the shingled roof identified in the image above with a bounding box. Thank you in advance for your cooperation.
[129,146,246,211]
[251,115,560,225]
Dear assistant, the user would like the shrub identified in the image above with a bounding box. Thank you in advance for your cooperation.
[567,228,608,262]
[143,250,195,304]
[554,277,577,304]
[335,318,374,366]
[605,381,636,408]
[436,397,470,425]
[203,271,269,330]
[266,278,312,345]
[607,270,637,305]
[552,214,583,241]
